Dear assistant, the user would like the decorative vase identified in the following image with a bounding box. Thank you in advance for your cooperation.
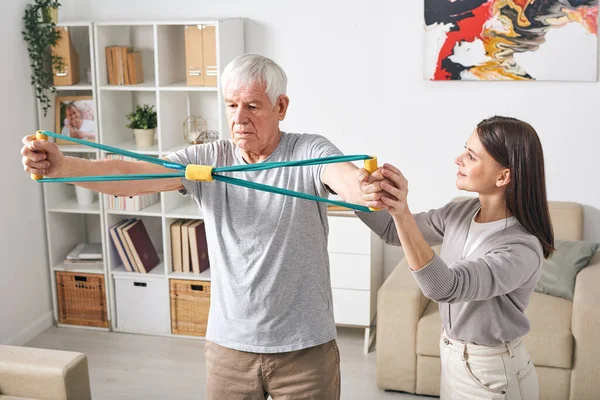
[133,128,156,148]
[75,186,95,205]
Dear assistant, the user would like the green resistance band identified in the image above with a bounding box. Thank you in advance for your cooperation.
[30,130,377,212]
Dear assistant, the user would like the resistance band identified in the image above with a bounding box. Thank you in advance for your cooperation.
[31,130,378,212]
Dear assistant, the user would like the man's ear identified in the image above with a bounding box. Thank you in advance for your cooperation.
[496,168,510,188]
[276,95,290,121]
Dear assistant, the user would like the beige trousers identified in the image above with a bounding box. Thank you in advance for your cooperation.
[440,332,539,400]
[204,340,340,400]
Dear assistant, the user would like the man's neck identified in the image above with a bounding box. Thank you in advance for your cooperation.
[239,131,282,164]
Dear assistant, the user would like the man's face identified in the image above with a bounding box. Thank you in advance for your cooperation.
[66,106,82,128]
[224,82,285,155]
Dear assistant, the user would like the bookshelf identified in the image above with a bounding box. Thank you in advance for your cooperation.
[37,19,244,336]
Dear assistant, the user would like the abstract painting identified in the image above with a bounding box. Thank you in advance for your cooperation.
[424,0,598,81]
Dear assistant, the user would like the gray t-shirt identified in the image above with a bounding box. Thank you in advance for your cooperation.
[168,132,343,353]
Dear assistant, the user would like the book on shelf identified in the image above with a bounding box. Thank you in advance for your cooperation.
[188,220,210,273]
[122,219,160,274]
[116,219,141,272]
[180,219,195,273]
[170,218,210,274]
[170,219,185,273]
[109,219,136,272]
[105,46,144,85]
[103,154,159,211]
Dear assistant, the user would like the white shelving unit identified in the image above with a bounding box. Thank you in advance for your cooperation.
[38,19,244,336]
[35,22,109,329]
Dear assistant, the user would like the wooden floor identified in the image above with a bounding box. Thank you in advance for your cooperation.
[26,326,436,400]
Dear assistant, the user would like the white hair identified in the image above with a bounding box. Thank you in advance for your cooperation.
[221,54,287,106]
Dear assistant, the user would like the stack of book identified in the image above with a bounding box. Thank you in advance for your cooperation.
[63,243,103,269]
[170,219,210,274]
[105,46,144,85]
[109,219,160,274]
[103,154,160,211]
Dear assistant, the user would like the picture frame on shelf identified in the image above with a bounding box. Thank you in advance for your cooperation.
[55,95,97,144]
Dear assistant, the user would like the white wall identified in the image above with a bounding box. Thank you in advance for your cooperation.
[0,0,54,344]
[60,0,600,278]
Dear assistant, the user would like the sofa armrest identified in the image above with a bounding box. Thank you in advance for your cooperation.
[0,345,91,400]
[376,246,438,393]
[570,251,600,400]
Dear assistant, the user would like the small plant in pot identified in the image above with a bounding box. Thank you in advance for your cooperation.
[126,104,157,148]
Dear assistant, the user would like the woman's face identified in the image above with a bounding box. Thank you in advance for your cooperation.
[66,106,82,128]
[454,129,508,194]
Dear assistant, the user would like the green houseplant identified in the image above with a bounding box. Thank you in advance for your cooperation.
[22,0,62,117]
[126,104,157,148]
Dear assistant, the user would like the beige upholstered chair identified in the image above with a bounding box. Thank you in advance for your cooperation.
[0,345,91,400]
[376,201,600,400]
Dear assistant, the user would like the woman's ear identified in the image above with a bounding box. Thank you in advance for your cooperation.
[496,168,511,188]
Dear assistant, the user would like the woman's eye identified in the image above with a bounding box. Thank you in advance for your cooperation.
[468,154,475,161]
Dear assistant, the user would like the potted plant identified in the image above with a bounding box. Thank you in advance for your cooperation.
[126,104,157,148]
[22,0,62,117]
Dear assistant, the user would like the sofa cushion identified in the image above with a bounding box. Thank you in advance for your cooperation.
[535,240,600,300]
[525,292,573,369]
[415,292,573,369]
[416,300,442,357]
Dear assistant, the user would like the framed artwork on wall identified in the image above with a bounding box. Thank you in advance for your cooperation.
[55,95,97,144]
[424,0,598,81]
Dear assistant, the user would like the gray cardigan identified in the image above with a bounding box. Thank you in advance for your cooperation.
[357,198,543,345]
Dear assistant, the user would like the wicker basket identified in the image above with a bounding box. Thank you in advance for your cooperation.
[170,279,210,336]
[55,271,109,328]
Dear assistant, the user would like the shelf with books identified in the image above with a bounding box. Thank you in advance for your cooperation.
[37,18,243,337]
[94,23,156,88]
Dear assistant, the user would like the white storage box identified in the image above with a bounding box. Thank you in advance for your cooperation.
[114,276,169,335]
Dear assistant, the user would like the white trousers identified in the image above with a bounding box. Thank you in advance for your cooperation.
[440,332,539,400]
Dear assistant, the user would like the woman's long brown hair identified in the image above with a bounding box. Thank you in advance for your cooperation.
[477,116,555,258]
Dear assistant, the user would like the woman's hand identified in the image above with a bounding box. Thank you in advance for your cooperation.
[380,163,410,217]
[356,166,399,210]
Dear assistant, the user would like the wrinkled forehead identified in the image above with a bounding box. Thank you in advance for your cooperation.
[223,80,269,101]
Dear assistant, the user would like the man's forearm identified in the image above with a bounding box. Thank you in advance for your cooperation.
[59,156,181,196]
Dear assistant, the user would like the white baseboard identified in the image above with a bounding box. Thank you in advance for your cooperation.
[3,312,54,346]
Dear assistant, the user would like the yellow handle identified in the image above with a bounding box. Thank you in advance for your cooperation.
[31,130,49,181]
[364,156,380,211]
[185,164,214,182]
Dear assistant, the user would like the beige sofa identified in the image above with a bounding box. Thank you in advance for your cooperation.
[0,345,91,400]
[376,201,600,400]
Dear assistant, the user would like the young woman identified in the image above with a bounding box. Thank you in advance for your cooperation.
[358,116,554,399]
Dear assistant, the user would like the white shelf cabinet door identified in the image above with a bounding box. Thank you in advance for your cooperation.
[328,213,383,353]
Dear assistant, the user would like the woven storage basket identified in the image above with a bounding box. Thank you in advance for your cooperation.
[55,271,109,328]
[170,279,210,336]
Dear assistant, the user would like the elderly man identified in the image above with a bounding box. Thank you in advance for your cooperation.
[22,54,377,399]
